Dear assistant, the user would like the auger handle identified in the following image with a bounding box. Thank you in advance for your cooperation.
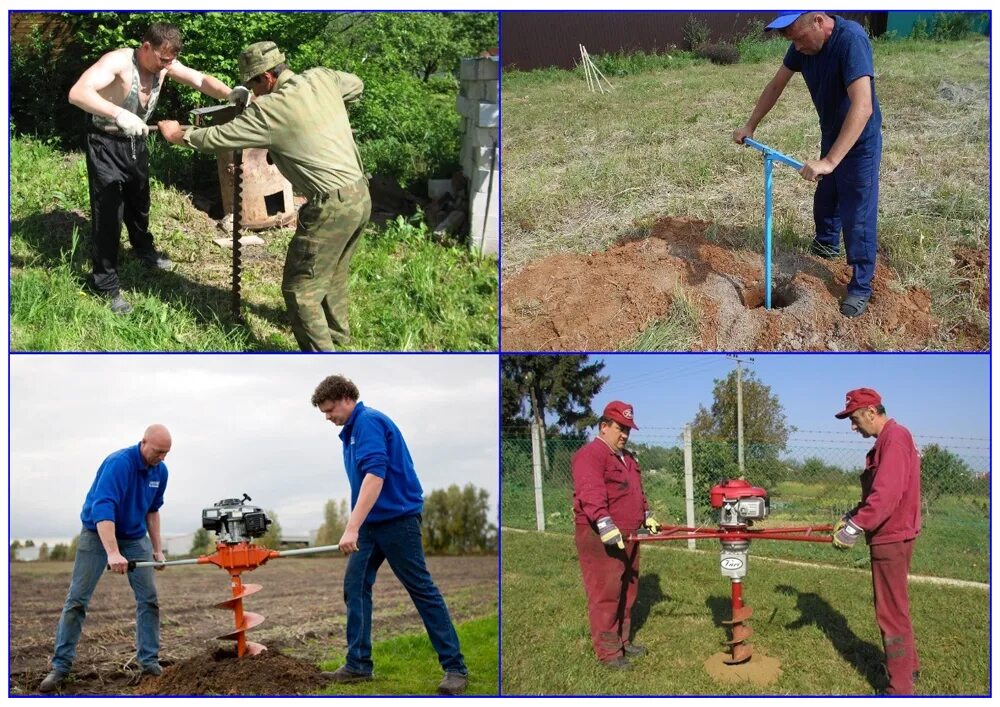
[107,557,203,572]
[742,137,804,171]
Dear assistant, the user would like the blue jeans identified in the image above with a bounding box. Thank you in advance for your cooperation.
[814,134,882,297]
[343,514,466,676]
[51,529,160,673]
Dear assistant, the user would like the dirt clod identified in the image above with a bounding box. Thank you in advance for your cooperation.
[703,651,782,686]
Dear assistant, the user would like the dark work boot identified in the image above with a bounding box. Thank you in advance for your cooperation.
[138,250,174,272]
[437,672,468,695]
[601,656,631,670]
[622,643,647,657]
[38,670,67,693]
[109,291,133,315]
[321,665,373,684]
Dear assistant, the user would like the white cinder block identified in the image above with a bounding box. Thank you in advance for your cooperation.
[460,56,499,81]
[477,102,499,128]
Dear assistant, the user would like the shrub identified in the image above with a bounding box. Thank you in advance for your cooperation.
[695,42,740,65]
[682,14,711,51]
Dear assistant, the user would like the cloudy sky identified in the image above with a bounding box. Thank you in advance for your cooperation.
[10,355,498,545]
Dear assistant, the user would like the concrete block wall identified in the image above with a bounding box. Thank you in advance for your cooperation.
[457,56,499,256]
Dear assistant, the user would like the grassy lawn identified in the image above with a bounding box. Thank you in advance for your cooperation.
[501,530,988,695]
[501,38,988,348]
[10,136,498,352]
[501,474,987,584]
[317,615,498,696]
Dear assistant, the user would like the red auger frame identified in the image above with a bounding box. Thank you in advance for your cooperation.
[629,479,834,664]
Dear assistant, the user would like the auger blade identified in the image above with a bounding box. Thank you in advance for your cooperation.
[721,605,753,625]
[215,583,263,609]
[216,611,266,641]
[724,642,753,665]
[723,624,754,644]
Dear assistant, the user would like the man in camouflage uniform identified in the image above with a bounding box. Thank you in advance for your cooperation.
[160,41,371,351]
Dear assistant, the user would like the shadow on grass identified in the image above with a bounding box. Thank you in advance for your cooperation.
[774,584,886,692]
[11,209,288,350]
[631,571,670,639]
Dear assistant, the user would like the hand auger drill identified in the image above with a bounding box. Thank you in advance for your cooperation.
[108,494,341,657]
[629,480,833,665]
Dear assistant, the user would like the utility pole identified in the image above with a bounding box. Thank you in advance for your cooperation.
[727,355,755,476]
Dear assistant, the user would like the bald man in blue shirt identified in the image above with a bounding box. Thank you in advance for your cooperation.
[39,424,171,693]
[734,11,882,319]
[311,375,468,696]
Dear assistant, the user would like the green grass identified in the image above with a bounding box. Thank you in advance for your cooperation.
[502,472,987,583]
[501,530,987,695]
[623,288,701,351]
[10,135,498,351]
[317,615,497,696]
[502,38,988,349]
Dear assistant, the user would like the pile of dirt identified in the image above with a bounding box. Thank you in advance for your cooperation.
[134,648,331,696]
[500,216,964,351]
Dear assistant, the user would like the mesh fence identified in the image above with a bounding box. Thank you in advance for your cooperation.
[501,427,989,581]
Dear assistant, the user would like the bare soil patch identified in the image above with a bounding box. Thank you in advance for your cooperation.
[9,555,496,695]
[500,217,981,351]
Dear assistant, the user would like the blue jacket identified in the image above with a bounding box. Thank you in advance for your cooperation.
[80,442,168,539]
[784,15,882,153]
[339,402,424,523]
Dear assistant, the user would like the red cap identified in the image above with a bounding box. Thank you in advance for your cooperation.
[603,400,638,430]
[835,388,882,419]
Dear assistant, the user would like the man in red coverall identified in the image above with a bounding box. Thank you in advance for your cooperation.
[571,400,662,670]
[831,388,922,695]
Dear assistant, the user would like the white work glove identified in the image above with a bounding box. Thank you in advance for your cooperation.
[228,86,252,108]
[114,109,149,137]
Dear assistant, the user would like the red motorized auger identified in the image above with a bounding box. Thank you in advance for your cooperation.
[629,480,833,665]
[111,495,341,657]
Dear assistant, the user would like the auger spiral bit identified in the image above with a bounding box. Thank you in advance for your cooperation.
[721,580,753,664]
[216,574,266,657]
[231,102,246,324]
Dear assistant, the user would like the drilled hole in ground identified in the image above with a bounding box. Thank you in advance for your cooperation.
[740,283,797,310]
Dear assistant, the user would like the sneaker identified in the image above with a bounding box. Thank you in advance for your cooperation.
[110,292,133,315]
[600,656,631,671]
[437,672,468,696]
[138,251,175,272]
[141,663,163,677]
[809,240,840,260]
[321,665,373,684]
[622,643,647,657]
[38,670,67,693]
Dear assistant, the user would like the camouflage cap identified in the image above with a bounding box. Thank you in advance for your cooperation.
[238,41,286,84]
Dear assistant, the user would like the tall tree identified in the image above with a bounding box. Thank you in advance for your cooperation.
[689,369,794,488]
[257,510,283,550]
[315,499,350,546]
[10,540,21,562]
[189,528,215,556]
[38,543,50,562]
[920,444,973,514]
[501,355,608,434]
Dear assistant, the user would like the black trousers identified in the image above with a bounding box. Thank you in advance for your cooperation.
[85,131,155,293]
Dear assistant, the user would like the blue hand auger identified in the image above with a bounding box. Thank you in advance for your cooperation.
[742,138,804,310]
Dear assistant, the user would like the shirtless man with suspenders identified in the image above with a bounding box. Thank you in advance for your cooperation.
[68,22,245,314]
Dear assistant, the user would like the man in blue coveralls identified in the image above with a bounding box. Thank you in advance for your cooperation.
[311,375,469,696]
[734,11,882,318]
[39,424,171,693]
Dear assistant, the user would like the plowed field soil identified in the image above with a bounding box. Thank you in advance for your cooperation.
[9,556,496,695]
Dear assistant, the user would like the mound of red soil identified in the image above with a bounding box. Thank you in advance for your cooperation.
[500,216,964,351]
[134,648,330,696]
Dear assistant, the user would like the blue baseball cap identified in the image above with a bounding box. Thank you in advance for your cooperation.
[765,12,808,31]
